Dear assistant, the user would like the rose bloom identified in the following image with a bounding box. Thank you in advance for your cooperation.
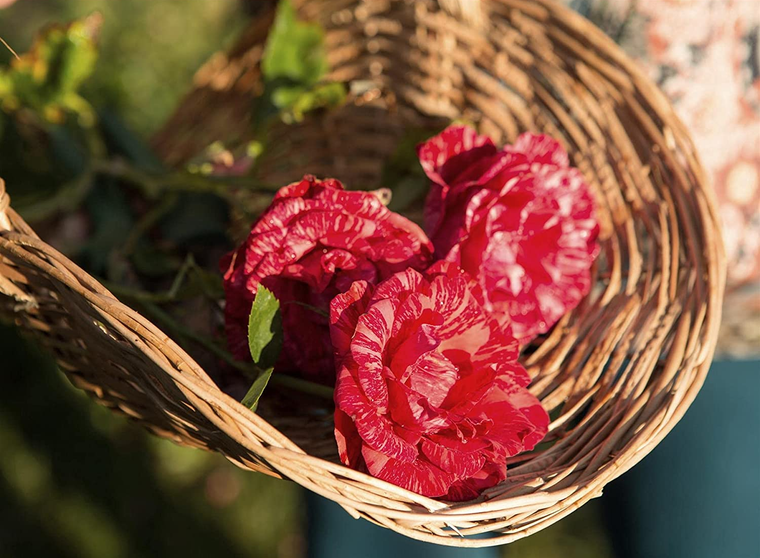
[221,175,433,384]
[330,262,549,500]
[419,126,600,344]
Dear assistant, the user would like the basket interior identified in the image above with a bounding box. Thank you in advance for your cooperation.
[155,0,723,468]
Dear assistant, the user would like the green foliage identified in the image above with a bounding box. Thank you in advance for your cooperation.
[241,367,274,412]
[256,0,346,126]
[244,286,283,411]
[0,14,104,207]
[282,81,346,124]
[1,0,246,138]
[78,179,134,278]
[0,13,101,125]
[247,286,283,370]
[0,323,302,558]
[262,0,327,87]
[160,193,229,245]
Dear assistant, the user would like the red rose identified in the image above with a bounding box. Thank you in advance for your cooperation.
[419,126,600,344]
[330,262,548,500]
[222,175,433,383]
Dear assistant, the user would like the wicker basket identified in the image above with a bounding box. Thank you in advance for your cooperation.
[0,0,725,547]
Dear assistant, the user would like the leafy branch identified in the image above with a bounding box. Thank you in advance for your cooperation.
[18,158,278,223]
[107,280,334,404]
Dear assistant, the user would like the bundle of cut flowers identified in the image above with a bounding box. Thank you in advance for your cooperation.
[221,125,600,501]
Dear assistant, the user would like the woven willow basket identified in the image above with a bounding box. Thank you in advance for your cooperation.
[0,0,725,547]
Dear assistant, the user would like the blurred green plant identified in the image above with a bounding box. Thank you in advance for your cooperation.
[0,323,304,558]
[255,0,346,126]
[0,13,101,127]
[0,14,105,208]
[0,0,245,137]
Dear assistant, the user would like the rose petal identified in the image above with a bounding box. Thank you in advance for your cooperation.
[405,350,459,407]
[386,378,450,432]
[336,367,418,462]
[417,125,497,187]
[332,262,549,501]
[334,407,363,469]
[350,299,397,408]
[512,132,570,168]
[371,267,426,303]
[362,446,458,498]
[388,322,440,378]
[330,280,373,360]
[426,128,600,345]
[476,378,548,456]
[421,438,485,478]
[445,461,506,501]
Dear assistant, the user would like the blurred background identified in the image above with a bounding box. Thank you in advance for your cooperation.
[0,1,757,558]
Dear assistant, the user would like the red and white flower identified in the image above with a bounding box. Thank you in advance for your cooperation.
[330,262,548,500]
[221,175,433,383]
[419,126,600,344]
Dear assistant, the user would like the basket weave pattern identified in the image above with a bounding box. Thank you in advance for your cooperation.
[0,0,725,547]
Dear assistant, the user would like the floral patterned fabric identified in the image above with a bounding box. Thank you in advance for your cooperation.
[567,0,760,355]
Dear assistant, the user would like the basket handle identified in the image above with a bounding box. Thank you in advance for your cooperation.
[438,0,485,28]
[0,179,10,232]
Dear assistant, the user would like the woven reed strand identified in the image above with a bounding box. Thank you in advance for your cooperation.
[0,0,725,547]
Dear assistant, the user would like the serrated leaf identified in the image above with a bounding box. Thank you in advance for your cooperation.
[240,367,274,412]
[248,286,283,371]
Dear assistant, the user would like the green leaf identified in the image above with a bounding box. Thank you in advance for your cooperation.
[262,0,327,87]
[240,367,274,412]
[0,14,101,124]
[253,0,346,128]
[283,81,346,123]
[247,286,283,372]
[243,286,283,412]
[270,84,308,110]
